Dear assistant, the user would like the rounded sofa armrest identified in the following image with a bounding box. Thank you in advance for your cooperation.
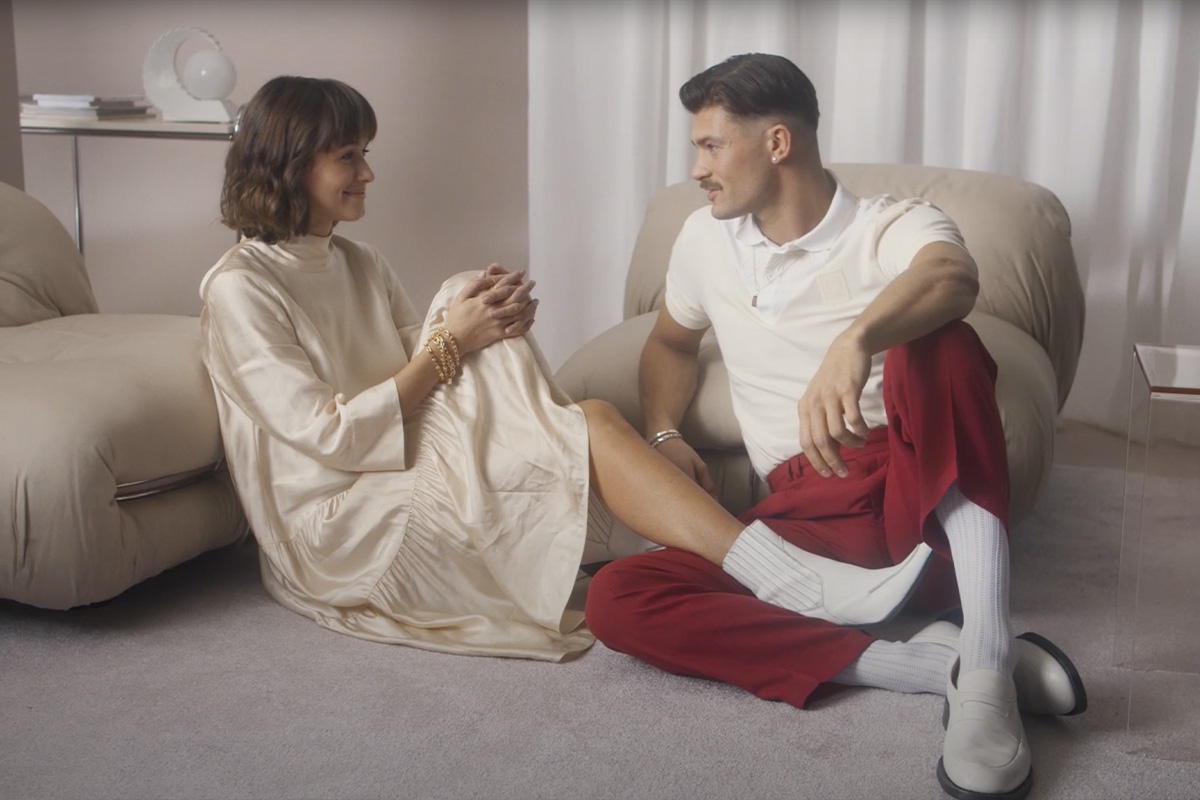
[554,311,743,451]
[0,182,98,326]
[966,311,1059,523]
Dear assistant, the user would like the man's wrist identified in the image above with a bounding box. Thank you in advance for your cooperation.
[647,429,683,448]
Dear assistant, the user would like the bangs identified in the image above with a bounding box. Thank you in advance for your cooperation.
[312,81,378,150]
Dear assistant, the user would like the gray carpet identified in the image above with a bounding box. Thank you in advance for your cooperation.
[3,463,1200,800]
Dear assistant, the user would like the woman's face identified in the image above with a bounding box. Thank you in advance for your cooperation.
[303,139,374,236]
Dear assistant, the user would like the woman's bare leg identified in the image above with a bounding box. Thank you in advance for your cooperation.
[579,399,741,566]
[578,399,934,627]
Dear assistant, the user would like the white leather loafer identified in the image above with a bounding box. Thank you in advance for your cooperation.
[910,620,1087,716]
[938,660,1032,800]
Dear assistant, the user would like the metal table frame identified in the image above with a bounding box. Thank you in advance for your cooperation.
[19,114,234,255]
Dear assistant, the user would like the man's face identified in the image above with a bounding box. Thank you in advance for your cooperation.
[689,105,772,220]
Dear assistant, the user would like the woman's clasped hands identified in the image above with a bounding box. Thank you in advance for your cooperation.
[443,263,539,354]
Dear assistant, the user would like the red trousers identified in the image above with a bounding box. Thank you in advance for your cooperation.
[585,321,1010,708]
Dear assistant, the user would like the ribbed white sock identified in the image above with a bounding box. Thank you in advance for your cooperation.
[833,639,956,695]
[935,481,1016,674]
[721,520,823,614]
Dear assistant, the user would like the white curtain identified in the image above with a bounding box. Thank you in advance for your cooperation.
[529,0,1200,436]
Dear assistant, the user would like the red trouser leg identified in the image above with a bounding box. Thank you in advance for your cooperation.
[878,319,1010,612]
[585,548,874,709]
[586,320,1009,708]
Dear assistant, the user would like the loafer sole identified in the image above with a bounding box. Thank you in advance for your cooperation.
[937,758,1032,800]
[1015,631,1087,716]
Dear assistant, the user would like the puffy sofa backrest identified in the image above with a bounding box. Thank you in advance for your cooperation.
[623,163,1085,409]
[0,181,98,326]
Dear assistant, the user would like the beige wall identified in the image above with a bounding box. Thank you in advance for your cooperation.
[0,0,21,188]
[14,0,527,316]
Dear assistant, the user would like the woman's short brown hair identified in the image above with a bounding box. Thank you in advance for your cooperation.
[220,76,377,243]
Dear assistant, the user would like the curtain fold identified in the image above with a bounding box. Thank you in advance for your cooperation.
[529,0,1200,436]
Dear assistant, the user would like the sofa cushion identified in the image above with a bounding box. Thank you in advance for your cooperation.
[555,311,742,450]
[0,313,243,607]
[0,181,98,326]
[0,313,224,485]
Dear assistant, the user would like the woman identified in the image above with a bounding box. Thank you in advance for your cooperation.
[200,76,930,661]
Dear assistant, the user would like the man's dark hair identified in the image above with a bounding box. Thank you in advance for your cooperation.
[221,76,377,244]
[679,53,819,130]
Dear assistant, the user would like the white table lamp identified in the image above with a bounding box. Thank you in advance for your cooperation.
[143,27,237,123]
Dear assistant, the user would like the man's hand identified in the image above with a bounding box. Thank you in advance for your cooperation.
[654,436,717,497]
[797,333,873,478]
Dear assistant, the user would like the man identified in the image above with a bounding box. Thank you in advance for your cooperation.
[585,54,1086,800]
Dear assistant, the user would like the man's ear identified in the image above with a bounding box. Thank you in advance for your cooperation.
[766,122,792,164]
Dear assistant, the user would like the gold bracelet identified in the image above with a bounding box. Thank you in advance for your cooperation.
[424,339,449,383]
[424,328,461,385]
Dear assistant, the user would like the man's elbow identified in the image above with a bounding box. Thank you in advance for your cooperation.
[943,258,979,319]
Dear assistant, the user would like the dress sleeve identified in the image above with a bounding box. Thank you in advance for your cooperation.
[203,268,409,472]
[371,246,426,358]
[876,199,967,280]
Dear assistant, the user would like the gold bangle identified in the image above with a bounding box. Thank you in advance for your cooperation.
[433,329,460,375]
[424,340,449,383]
[425,328,461,385]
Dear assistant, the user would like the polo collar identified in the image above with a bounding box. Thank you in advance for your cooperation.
[731,171,858,254]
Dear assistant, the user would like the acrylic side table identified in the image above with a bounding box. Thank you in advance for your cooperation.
[1116,343,1200,763]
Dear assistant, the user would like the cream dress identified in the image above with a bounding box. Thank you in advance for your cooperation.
[200,234,644,661]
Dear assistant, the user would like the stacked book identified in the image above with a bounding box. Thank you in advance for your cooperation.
[20,94,152,120]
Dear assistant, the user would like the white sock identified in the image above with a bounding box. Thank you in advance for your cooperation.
[935,481,1016,674]
[833,639,956,695]
[721,520,823,613]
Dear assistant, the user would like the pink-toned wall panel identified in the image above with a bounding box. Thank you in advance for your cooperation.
[14,0,528,316]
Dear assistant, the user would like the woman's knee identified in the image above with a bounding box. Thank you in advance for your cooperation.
[423,271,482,327]
[577,398,630,437]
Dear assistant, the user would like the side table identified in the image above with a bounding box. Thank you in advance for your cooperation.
[19,113,234,256]
[1116,342,1200,762]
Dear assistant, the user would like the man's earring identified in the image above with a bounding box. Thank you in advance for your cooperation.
[771,156,778,163]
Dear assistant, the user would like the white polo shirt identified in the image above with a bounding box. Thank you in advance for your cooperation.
[664,173,965,479]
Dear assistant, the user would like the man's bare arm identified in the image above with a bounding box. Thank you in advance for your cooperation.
[640,305,716,495]
[799,241,979,478]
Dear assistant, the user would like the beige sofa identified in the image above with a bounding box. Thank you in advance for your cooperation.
[0,182,245,609]
[556,163,1085,523]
